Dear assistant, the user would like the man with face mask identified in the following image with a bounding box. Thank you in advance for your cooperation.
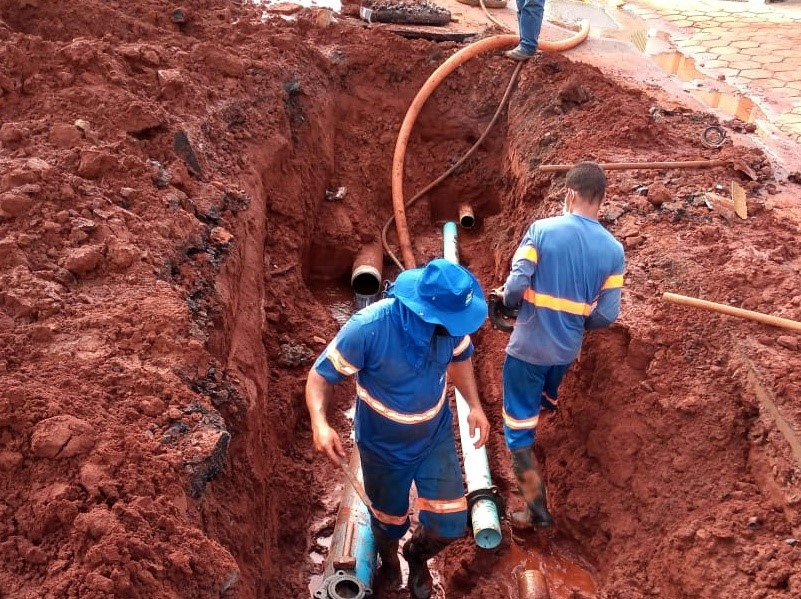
[497,161,625,528]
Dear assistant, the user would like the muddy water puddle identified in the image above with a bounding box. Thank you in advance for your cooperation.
[648,50,765,125]
[499,535,596,598]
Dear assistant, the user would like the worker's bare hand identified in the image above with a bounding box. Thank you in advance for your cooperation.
[467,406,490,449]
[312,422,346,465]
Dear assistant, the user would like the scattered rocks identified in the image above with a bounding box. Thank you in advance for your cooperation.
[776,336,799,351]
[267,2,302,15]
[173,130,202,177]
[30,415,96,459]
[121,102,164,136]
[157,68,187,99]
[278,341,313,367]
[325,186,347,202]
[0,191,34,219]
[647,183,672,207]
[602,205,625,222]
[0,122,29,144]
[624,235,646,250]
[0,450,23,470]
[77,149,119,179]
[209,226,233,246]
[49,123,82,148]
[63,245,104,276]
[106,237,139,270]
[558,78,592,106]
[139,396,166,417]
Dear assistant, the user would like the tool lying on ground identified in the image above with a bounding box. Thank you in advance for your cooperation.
[663,292,801,331]
[339,457,374,514]
[488,287,518,332]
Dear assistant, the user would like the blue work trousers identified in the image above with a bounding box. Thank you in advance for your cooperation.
[359,431,467,541]
[502,354,570,450]
[517,0,546,54]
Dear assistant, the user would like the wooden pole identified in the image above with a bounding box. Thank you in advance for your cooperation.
[662,292,801,332]
[538,159,728,173]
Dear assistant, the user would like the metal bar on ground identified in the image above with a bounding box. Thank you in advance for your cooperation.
[538,159,728,172]
[663,292,801,331]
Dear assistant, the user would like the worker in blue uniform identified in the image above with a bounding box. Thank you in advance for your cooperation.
[306,259,489,599]
[498,161,625,528]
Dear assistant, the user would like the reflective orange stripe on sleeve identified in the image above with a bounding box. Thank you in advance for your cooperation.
[356,384,446,425]
[523,289,593,316]
[513,245,538,264]
[502,408,539,430]
[326,346,359,376]
[417,496,468,514]
[453,335,471,356]
[372,506,409,526]
[601,274,624,290]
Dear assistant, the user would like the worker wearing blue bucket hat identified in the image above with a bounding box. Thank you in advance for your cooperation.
[306,259,489,599]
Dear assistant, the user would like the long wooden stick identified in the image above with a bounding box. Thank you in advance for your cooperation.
[663,292,801,331]
[539,159,728,173]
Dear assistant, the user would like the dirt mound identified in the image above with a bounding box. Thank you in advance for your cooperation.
[2,0,800,598]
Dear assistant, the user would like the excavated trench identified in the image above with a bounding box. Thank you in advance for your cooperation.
[2,3,801,599]
[212,37,801,599]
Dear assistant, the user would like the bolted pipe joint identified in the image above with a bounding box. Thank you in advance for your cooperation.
[316,570,372,599]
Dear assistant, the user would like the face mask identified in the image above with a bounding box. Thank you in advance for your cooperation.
[563,190,574,215]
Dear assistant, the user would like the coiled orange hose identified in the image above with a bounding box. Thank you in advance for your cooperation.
[390,22,591,269]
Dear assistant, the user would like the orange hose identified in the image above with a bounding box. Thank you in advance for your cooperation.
[391,21,591,269]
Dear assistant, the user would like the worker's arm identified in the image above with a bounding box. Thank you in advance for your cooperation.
[503,229,539,308]
[585,286,621,329]
[586,254,625,330]
[306,316,367,464]
[305,368,346,465]
[447,357,489,448]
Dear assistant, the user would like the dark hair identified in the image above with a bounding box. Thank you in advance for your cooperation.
[565,161,606,204]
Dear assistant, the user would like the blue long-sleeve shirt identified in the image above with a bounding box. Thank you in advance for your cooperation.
[503,214,625,365]
[314,299,474,464]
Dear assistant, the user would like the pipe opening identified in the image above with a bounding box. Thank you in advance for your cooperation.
[351,271,381,297]
[459,205,476,229]
[331,578,361,599]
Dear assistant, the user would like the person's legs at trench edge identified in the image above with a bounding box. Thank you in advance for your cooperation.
[502,354,569,527]
[509,0,546,59]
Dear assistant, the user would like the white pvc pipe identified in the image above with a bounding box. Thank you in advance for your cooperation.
[443,221,502,549]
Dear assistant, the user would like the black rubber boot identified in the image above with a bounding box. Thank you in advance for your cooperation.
[401,527,450,599]
[372,524,402,589]
[510,447,554,529]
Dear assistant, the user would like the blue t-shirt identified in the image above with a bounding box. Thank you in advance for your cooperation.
[314,298,474,465]
[503,214,625,365]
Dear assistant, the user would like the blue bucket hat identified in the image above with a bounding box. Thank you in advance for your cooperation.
[392,259,488,336]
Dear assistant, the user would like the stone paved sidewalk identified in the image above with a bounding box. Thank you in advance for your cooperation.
[620,0,801,144]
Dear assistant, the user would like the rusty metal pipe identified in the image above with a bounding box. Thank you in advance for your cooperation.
[538,159,728,173]
[516,569,550,599]
[458,204,476,229]
[315,449,376,599]
[351,243,384,310]
[663,292,801,331]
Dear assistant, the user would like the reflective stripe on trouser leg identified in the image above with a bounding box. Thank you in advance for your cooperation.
[414,430,468,540]
[359,444,413,540]
[502,354,547,450]
[541,363,571,412]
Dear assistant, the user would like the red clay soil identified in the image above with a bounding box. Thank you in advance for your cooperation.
[1,1,800,598]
